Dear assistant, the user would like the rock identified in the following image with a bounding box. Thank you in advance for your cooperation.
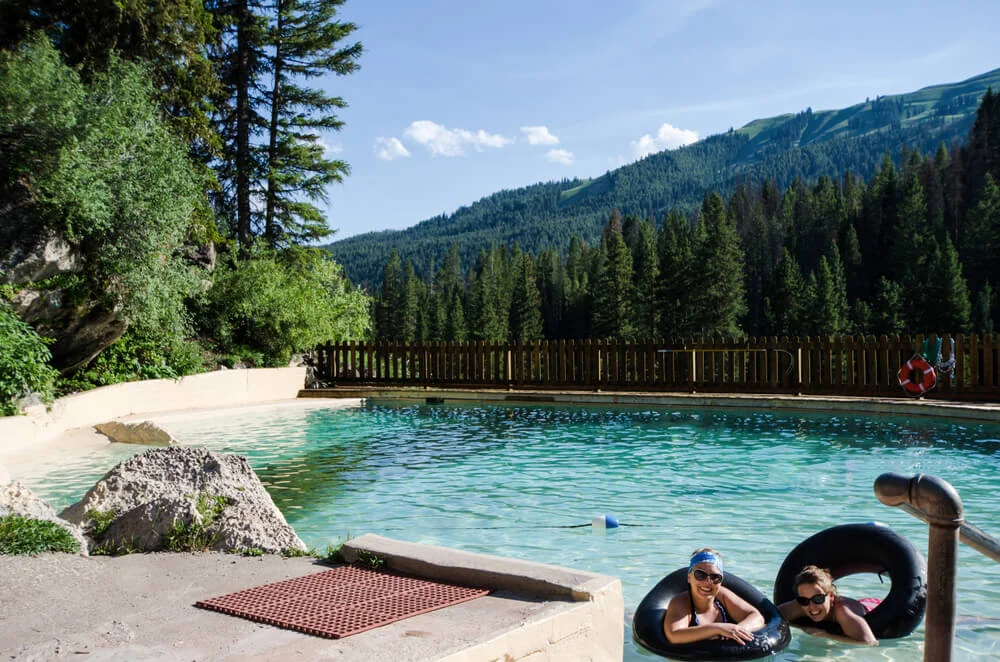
[0,481,88,555]
[60,447,307,555]
[1,232,80,284]
[94,420,179,446]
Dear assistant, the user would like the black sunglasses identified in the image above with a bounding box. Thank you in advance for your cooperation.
[796,594,828,606]
[692,569,723,584]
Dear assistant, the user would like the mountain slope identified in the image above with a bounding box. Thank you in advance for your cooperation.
[327,68,1000,288]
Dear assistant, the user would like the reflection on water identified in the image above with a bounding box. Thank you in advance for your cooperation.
[17,400,1000,661]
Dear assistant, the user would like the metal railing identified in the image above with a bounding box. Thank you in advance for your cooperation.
[874,472,1000,662]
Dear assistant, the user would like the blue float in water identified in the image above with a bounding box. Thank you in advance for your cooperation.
[592,514,619,529]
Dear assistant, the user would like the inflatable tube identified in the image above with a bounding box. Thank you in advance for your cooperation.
[633,568,790,660]
[773,522,927,639]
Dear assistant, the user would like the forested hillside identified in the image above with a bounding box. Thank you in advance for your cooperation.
[369,90,1000,344]
[327,69,1000,288]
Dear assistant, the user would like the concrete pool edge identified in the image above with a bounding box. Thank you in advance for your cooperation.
[341,533,625,661]
[300,386,1000,423]
[0,537,625,662]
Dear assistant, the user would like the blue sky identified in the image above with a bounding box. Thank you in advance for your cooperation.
[322,0,1000,240]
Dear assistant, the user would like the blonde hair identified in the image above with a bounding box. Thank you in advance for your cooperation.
[793,565,836,595]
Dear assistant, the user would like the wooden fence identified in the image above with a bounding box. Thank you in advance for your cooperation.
[314,334,1000,401]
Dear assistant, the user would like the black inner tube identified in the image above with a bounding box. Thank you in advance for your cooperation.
[633,568,790,661]
[772,522,927,639]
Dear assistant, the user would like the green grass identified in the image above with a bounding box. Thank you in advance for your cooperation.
[0,515,80,555]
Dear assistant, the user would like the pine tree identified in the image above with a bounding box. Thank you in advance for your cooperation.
[961,173,1000,294]
[264,0,361,247]
[871,277,906,335]
[509,253,543,341]
[591,211,635,339]
[656,210,695,338]
[925,236,971,333]
[689,192,746,336]
[631,216,659,338]
[376,250,402,339]
[765,249,804,336]
[210,0,360,251]
[971,282,995,334]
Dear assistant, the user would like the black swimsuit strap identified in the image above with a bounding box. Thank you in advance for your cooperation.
[689,592,729,626]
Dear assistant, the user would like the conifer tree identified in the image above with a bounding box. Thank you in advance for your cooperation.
[925,237,971,333]
[656,210,695,338]
[591,211,635,339]
[631,216,659,338]
[765,249,804,336]
[264,0,361,247]
[961,173,1000,294]
[971,282,995,334]
[871,277,906,335]
[509,253,544,341]
[689,192,746,336]
[376,250,402,339]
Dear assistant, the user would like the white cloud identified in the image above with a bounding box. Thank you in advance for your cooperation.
[630,122,699,159]
[374,137,410,161]
[403,120,511,156]
[317,138,343,156]
[521,125,560,145]
[546,149,575,165]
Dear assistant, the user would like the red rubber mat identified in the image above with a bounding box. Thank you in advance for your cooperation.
[195,564,491,639]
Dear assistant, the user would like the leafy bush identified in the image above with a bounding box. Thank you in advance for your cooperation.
[197,247,371,365]
[0,303,59,415]
[61,329,205,393]
[0,515,80,555]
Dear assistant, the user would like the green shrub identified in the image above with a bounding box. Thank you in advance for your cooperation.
[0,303,59,416]
[0,515,80,555]
[197,247,370,366]
[62,329,205,393]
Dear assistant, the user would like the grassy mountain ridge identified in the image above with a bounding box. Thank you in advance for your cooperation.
[327,68,1000,288]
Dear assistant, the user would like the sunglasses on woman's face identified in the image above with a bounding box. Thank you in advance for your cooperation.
[692,569,723,584]
[796,594,828,606]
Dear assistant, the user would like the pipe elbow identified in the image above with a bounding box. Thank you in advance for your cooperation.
[874,472,964,527]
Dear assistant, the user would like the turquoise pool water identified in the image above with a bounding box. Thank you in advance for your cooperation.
[19,400,1000,661]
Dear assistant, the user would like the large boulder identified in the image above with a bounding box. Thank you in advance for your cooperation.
[60,447,306,555]
[94,420,179,446]
[1,481,88,555]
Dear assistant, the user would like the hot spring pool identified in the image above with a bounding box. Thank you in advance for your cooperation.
[17,399,1000,661]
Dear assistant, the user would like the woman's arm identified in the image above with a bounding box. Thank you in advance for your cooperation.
[835,602,878,645]
[778,600,804,622]
[720,587,766,630]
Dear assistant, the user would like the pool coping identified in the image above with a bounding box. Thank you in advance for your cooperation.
[300,386,1000,423]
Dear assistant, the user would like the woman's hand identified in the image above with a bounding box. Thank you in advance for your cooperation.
[712,622,756,644]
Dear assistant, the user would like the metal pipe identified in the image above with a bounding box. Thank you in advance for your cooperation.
[874,472,963,662]
[896,503,1000,564]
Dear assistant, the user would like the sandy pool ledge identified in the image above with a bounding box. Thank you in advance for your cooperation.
[0,534,624,662]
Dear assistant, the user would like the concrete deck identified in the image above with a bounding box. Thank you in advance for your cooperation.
[0,535,623,662]
[299,386,1000,423]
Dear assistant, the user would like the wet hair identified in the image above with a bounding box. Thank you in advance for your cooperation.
[793,565,837,595]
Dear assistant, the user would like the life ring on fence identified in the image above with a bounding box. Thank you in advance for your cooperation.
[773,523,927,639]
[898,356,936,395]
[633,568,790,660]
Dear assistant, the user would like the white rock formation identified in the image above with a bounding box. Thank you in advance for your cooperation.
[60,447,306,554]
[94,420,179,446]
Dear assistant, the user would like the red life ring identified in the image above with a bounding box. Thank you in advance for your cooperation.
[898,356,936,395]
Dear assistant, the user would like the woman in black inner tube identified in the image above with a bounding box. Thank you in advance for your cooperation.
[663,548,765,646]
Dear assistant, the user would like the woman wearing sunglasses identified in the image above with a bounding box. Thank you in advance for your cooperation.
[662,548,765,645]
[777,565,878,645]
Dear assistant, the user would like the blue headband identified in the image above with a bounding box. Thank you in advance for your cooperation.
[689,551,724,573]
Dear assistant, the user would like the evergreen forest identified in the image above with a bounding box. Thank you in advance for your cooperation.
[371,92,1000,344]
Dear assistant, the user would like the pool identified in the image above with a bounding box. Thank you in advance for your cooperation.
[17,399,1000,661]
